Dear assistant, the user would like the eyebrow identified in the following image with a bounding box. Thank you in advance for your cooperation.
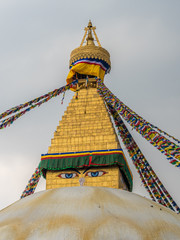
[62,168,81,174]
[83,167,94,174]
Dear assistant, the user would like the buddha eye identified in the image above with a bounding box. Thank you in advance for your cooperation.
[58,173,78,179]
[85,171,106,177]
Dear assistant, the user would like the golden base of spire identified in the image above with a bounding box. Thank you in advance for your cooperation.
[44,83,132,191]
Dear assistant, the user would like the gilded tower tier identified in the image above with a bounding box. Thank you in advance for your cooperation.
[49,88,119,153]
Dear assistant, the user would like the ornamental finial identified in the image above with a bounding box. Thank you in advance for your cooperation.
[80,20,101,47]
[86,20,94,45]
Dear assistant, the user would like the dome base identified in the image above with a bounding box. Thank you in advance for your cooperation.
[0,187,180,239]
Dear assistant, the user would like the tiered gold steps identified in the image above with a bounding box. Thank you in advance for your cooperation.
[48,87,120,153]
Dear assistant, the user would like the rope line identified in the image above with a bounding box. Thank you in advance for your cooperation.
[106,103,180,213]
[97,78,180,167]
[0,80,78,130]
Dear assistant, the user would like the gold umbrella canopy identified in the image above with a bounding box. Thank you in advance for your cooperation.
[67,21,111,85]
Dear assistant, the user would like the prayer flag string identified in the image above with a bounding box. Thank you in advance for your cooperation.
[107,104,180,213]
[21,167,41,199]
[96,78,180,168]
[0,80,78,130]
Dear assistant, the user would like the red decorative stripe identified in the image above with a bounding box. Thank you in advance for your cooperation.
[88,156,92,166]
[41,151,123,161]
[41,154,90,160]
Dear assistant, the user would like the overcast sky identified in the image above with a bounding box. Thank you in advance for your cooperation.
[0,0,179,210]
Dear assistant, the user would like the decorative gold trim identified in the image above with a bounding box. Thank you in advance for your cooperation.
[80,28,88,47]
[92,27,101,47]
[69,45,111,67]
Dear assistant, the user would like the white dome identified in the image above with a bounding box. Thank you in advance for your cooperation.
[0,187,180,240]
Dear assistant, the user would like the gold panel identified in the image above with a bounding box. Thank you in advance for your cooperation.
[46,166,128,190]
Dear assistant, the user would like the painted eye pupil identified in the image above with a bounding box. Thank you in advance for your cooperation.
[91,172,99,177]
[65,173,73,178]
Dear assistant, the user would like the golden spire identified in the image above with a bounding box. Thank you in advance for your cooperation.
[80,20,102,47]
[86,20,94,45]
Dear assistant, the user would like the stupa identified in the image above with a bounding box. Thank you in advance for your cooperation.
[0,21,180,240]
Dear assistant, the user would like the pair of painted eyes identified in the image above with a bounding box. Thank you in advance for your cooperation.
[58,171,106,179]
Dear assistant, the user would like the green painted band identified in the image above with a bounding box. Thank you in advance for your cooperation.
[39,153,133,191]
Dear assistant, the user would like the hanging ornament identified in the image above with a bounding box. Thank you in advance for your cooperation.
[61,91,66,104]
[85,76,89,89]
[76,91,79,100]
